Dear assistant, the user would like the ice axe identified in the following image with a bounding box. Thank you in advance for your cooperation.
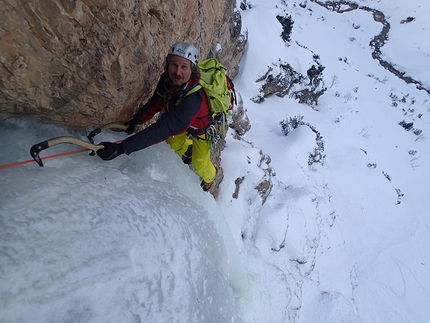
[87,123,128,144]
[30,137,105,167]
[30,123,128,167]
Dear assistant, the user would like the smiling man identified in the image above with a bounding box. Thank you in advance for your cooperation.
[96,42,217,191]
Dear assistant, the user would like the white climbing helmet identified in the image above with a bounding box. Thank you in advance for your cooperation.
[168,42,199,65]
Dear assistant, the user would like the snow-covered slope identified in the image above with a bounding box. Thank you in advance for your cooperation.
[1,0,430,322]
[223,0,430,322]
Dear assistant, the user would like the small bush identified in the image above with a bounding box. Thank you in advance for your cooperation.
[280,115,304,136]
[240,0,252,10]
[399,120,414,131]
[280,115,325,166]
[276,14,294,42]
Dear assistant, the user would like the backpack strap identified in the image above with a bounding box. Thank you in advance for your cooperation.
[172,82,202,107]
[182,83,202,98]
[227,76,237,107]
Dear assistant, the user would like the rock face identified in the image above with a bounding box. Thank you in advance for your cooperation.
[0,0,246,128]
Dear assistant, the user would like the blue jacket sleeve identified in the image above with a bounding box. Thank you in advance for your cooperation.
[122,89,204,154]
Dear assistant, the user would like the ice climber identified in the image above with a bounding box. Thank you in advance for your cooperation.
[96,42,217,191]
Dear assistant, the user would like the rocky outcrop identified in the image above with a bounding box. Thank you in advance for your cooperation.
[252,58,327,108]
[0,0,246,128]
[208,92,251,198]
[230,92,251,138]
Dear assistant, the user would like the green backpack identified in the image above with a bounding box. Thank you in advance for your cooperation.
[187,58,237,145]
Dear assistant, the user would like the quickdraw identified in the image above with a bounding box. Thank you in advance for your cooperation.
[206,124,222,150]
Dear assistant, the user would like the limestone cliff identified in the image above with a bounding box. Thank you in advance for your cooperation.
[0,0,246,128]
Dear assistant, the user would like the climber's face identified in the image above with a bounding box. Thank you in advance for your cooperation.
[168,55,192,86]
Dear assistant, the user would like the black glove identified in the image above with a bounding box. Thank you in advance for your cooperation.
[96,142,125,161]
[124,117,140,135]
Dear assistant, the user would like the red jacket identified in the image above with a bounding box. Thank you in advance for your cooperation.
[123,72,212,154]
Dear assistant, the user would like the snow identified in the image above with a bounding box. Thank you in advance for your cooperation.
[1,0,430,322]
[362,0,430,87]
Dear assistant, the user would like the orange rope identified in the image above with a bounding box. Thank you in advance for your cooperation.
[0,147,89,170]
[0,139,123,170]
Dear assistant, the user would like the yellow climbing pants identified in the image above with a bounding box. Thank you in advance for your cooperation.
[166,132,216,184]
